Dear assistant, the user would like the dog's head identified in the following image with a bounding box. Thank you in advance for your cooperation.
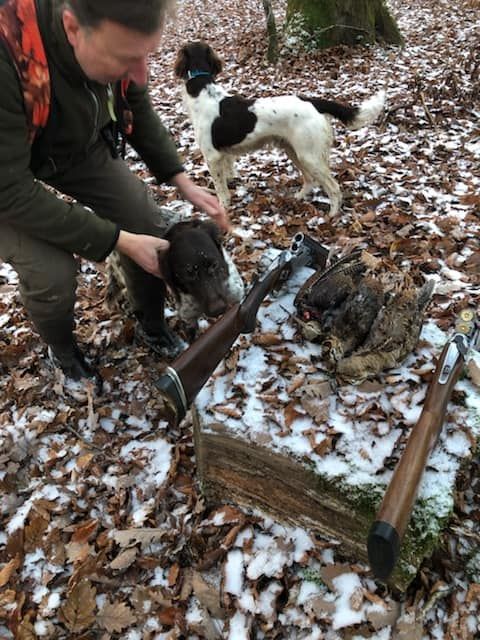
[174,41,223,81]
[162,219,232,318]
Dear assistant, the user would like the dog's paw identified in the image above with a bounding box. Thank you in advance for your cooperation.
[296,184,313,200]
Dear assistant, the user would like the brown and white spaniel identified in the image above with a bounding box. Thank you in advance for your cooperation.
[174,41,386,217]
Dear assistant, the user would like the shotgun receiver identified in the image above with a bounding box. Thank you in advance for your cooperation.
[155,233,329,424]
[368,308,480,582]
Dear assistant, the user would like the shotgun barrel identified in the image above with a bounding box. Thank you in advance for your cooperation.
[367,309,479,582]
[155,233,329,424]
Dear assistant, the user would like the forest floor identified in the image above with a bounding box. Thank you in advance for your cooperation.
[1,0,479,638]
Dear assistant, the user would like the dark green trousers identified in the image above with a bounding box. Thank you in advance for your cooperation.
[0,141,178,352]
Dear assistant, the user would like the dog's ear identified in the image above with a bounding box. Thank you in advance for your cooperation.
[205,44,222,77]
[202,220,224,250]
[174,45,189,79]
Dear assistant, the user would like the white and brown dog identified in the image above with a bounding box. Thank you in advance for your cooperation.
[174,41,386,216]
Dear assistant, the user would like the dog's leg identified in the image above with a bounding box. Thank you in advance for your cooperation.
[284,145,314,200]
[296,152,342,216]
[223,156,237,184]
[206,156,231,208]
[296,178,314,200]
[316,169,342,216]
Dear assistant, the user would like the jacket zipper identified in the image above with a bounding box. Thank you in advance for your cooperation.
[84,82,100,148]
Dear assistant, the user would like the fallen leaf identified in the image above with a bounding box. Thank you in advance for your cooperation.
[0,556,20,587]
[466,357,480,387]
[213,405,242,418]
[253,332,283,346]
[284,401,303,428]
[97,600,137,633]
[111,528,165,548]
[192,571,225,619]
[76,453,94,470]
[301,396,330,425]
[168,562,181,587]
[321,563,353,591]
[59,579,96,633]
[15,616,36,640]
[366,599,401,631]
[304,594,336,617]
[158,605,183,626]
[287,373,306,394]
[349,586,364,611]
[71,519,98,544]
[208,505,245,526]
[24,515,49,552]
[65,541,91,564]
[110,546,137,571]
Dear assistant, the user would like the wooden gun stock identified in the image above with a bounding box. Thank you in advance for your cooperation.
[368,310,479,582]
[155,233,329,424]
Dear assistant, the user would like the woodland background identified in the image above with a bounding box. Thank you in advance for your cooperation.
[0,0,479,638]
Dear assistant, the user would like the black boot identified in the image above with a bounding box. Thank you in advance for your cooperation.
[115,254,186,359]
[48,341,102,390]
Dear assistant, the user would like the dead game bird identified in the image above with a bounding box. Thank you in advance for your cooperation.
[295,251,435,384]
[335,278,435,384]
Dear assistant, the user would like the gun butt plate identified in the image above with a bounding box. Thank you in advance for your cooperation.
[367,520,400,582]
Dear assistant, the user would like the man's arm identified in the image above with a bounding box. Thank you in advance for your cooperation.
[0,53,119,262]
[125,83,230,230]
[124,81,185,183]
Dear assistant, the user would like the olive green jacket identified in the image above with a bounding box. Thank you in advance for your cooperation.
[0,0,184,261]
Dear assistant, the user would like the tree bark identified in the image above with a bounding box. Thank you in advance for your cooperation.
[262,0,279,64]
[286,0,403,48]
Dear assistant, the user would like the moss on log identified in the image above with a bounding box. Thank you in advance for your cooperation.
[192,412,452,591]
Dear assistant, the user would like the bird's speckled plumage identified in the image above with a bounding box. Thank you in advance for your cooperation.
[295,251,434,384]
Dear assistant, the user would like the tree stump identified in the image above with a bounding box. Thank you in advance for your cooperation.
[192,265,480,591]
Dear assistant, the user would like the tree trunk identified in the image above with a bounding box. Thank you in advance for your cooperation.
[286,0,403,48]
[262,0,279,64]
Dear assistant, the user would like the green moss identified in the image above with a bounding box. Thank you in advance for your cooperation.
[285,0,403,49]
[300,463,453,589]
[301,568,326,586]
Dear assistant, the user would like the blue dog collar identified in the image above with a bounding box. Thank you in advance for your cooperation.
[187,70,212,80]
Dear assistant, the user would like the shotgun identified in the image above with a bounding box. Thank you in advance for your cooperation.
[155,233,329,424]
[367,308,480,582]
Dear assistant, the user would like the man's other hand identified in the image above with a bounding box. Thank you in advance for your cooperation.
[171,172,231,232]
[116,231,169,277]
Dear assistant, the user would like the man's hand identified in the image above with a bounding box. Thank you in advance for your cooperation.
[171,172,230,232]
[116,231,169,277]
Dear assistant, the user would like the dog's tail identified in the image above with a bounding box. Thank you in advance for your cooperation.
[304,89,386,129]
